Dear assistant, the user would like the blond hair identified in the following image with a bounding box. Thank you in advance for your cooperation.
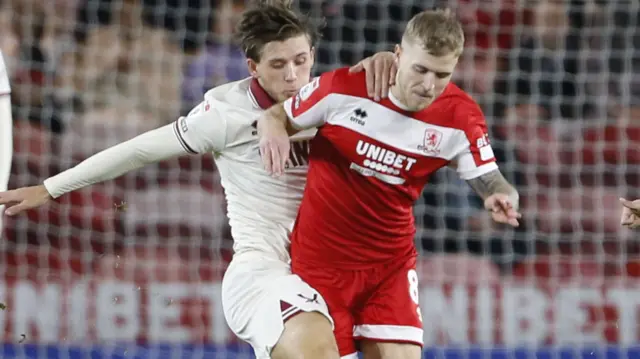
[402,9,465,57]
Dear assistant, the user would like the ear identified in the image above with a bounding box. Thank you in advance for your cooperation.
[247,58,259,78]
[394,44,401,62]
[309,46,316,65]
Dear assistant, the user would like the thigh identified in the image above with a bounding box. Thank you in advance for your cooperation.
[222,259,335,358]
[271,307,339,359]
[294,262,359,358]
[355,257,423,349]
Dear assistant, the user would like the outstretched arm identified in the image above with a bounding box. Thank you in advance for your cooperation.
[44,124,191,197]
[0,100,228,215]
[0,124,189,215]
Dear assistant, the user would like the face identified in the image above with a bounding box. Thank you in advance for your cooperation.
[393,40,459,111]
[248,34,315,102]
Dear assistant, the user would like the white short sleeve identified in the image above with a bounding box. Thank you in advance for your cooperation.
[283,71,336,130]
[451,105,498,180]
[174,98,228,154]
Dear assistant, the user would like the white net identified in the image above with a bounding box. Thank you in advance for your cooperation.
[1,0,640,358]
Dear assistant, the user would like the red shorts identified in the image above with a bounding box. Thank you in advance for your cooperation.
[292,256,423,357]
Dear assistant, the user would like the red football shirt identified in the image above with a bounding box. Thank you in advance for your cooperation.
[283,68,498,268]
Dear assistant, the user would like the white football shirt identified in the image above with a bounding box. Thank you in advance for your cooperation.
[43,77,315,261]
[175,78,316,260]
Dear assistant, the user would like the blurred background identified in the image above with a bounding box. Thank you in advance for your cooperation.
[1,0,640,357]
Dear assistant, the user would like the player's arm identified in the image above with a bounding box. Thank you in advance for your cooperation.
[466,169,519,210]
[258,70,338,176]
[0,51,13,233]
[0,99,228,216]
[261,101,301,137]
[451,105,521,227]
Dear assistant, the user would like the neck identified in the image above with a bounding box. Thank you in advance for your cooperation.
[389,85,412,111]
[257,78,280,102]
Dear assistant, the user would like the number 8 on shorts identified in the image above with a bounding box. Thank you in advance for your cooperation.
[408,268,423,322]
[353,257,424,347]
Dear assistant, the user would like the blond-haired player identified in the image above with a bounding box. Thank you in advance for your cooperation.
[258,9,521,359]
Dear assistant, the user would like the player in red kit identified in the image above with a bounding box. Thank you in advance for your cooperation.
[257,9,521,359]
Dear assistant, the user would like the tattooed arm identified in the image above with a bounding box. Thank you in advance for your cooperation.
[466,169,519,209]
[466,169,521,226]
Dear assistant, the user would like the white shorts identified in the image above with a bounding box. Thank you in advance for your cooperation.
[221,252,332,359]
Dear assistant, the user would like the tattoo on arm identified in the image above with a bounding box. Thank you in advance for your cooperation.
[466,169,519,209]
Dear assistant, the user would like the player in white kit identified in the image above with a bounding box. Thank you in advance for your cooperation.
[0,2,397,358]
[0,51,12,238]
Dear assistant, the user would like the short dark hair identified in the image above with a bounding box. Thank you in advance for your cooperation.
[235,0,322,62]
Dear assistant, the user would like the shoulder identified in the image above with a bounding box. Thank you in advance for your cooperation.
[205,77,252,103]
[430,83,486,129]
[319,67,369,99]
[184,78,252,118]
[195,77,256,113]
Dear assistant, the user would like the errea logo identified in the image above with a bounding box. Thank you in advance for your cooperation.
[350,108,367,126]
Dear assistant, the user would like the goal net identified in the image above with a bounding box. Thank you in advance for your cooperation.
[1,0,640,358]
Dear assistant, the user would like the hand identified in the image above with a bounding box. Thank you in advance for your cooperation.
[348,51,397,101]
[620,197,640,229]
[0,185,53,216]
[484,193,521,227]
[257,114,290,177]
